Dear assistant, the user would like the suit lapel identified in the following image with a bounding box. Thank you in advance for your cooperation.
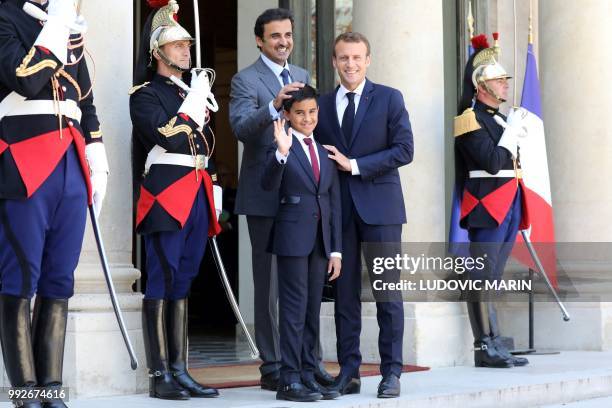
[255,57,282,99]
[325,88,347,150]
[349,79,374,148]
[290,136,317,189]
[316,141,329,187]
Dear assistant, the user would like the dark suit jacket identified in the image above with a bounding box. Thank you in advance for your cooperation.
[130,74,218,234]
[261,136,341,258]
[316,79,414,226]
[0,0,101,200]
[229,57,309,217]
[455,100,522,229]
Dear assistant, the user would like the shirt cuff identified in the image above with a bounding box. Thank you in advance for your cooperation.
[330,252,342,259]
[269,100,280,120]
[350,159,360,175]
[275,149,289,163]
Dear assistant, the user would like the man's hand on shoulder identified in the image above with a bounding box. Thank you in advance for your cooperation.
[323,145,352,172]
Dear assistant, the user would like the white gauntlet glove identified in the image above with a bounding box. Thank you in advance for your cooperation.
[213,185,222,221]
[506,107,529,132]
[33,0,77,65]
[177,69,219,129]
[497,128,519,159]
[85,143,109,218]
[70,14,88,35]
[494,108,528,159]
[178,70,211,129]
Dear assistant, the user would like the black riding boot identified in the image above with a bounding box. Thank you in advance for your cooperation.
[166,299,219,397]
[488,303,529,366]
[0,295,42,407]
[142,299,190,400]
[32,297,69,408]
[466,301,513,368]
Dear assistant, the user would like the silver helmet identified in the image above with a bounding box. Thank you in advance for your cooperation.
[149,0,194,71]
[471,34,511,102]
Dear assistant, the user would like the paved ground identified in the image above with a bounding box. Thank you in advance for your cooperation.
[2,351,612,408]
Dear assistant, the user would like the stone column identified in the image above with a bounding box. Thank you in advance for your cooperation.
[63,1,146,397]
[497,0,612,351]
[320,0,472,368]
[540,0,612,242]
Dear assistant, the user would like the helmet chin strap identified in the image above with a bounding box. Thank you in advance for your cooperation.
[154,47,190,73]
[480,81,506,104]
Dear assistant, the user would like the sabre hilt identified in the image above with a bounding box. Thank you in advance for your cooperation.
[169,71,219,113]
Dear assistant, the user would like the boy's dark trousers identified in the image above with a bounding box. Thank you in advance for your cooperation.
[277,225,327,386]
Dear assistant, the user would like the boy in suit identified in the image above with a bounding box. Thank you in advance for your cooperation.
[262,86,342,402]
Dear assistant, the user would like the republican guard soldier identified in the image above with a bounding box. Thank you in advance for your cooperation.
[454,33,530,369]
[0,0,109,406]
[130,0,222,401]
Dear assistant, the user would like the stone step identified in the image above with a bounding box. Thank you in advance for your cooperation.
[543,396,612,407]
[3,351,612,408]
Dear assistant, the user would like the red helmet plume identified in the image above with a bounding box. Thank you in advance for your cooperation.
[471,34,490,51]
[146,0,169,8]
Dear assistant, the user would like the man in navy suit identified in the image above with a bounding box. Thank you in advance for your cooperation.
[262,86,342,402]
[316,32,414,398]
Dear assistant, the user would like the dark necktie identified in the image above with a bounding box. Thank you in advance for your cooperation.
[341,92,356,145]
[303,137,320,184]
[280,69,290,86]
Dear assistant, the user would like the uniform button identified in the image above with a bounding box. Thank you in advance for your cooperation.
[312,213,319,219]
[62,86,67,92]
[317,194,321,199]
[68,121,74,127]
[196,144,200,148]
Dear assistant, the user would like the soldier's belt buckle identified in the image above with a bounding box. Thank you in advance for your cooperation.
[195,155,207,170]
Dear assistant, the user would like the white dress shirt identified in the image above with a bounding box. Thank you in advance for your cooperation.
[335,79,367,175]
[260,53,292,120]
[275,130,341,259]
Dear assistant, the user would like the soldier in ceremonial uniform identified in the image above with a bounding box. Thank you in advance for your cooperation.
[454,33,530,369]
[130,0,221,401]
[0,0,108,407]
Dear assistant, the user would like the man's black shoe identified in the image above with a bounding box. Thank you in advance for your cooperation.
[377,373,400,398]
[276,382,322,402]
[260,371,280,391]
[328,374,360,395]
[313,365,335,386]
[303,379,340,400]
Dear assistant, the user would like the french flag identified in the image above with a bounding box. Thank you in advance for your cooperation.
[512,42,558,287]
